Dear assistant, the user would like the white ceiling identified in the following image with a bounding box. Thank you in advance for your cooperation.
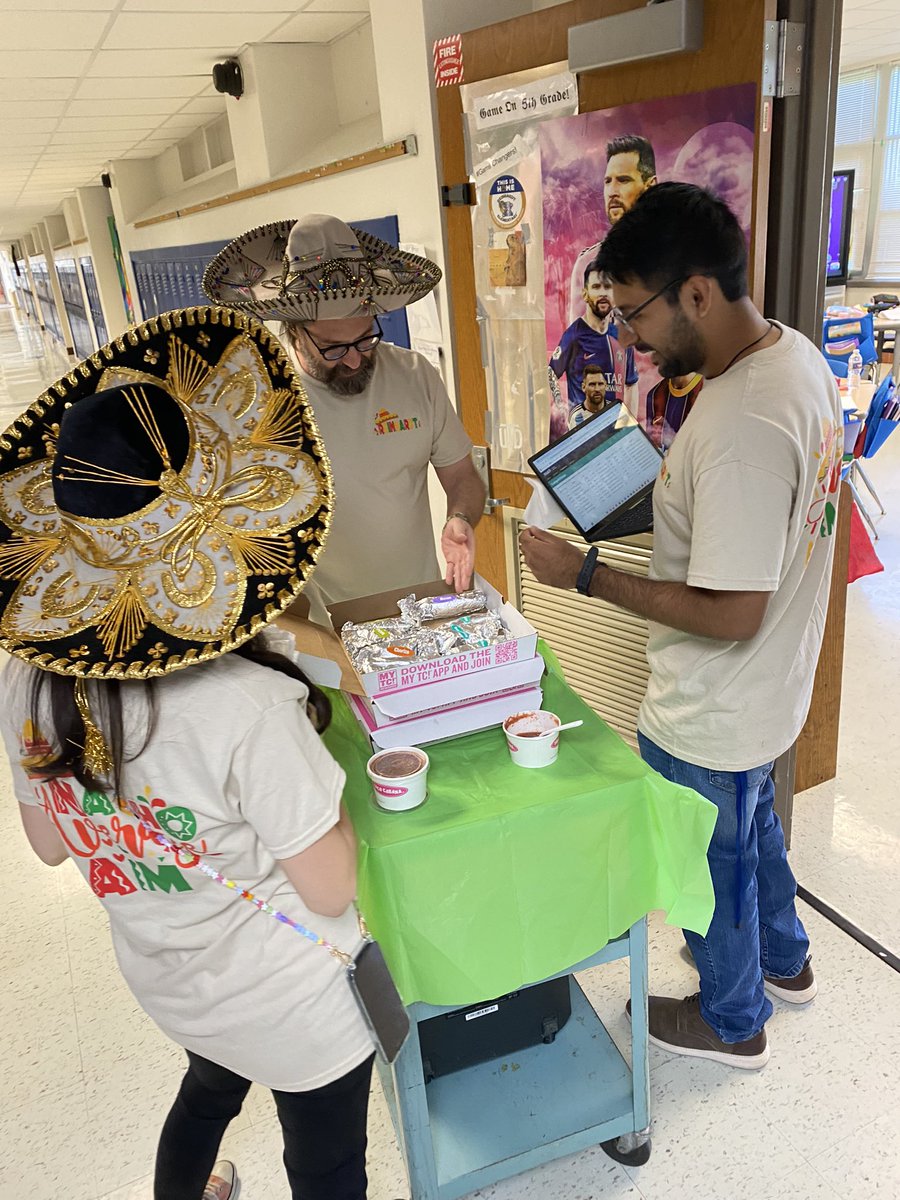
[0,0,896,244]
[0,0,371,241]
[840,0,900,71]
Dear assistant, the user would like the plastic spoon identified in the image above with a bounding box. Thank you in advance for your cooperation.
[539,719,583,737]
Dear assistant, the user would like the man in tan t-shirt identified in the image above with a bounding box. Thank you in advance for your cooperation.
[205,214,486,617]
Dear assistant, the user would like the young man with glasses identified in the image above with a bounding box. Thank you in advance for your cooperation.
[521,183,843,1069]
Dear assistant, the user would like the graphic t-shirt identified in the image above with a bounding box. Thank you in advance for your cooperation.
[643,374,704,450]
[549,318,637,410]
[640,324,844,771]
[292,342,472,619]
[0,653,374,1091]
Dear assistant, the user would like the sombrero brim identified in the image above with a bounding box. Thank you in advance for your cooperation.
[0,306,333,679]
[202,220,442,323]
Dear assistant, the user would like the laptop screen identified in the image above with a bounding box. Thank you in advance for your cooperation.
[529,404,662,537]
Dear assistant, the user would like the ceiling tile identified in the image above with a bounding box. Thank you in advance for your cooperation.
[2,50,90,78]
[2,11,111,50]
[49,132,139,146]
[88,49,233,77]
[0,0,117,7]
[266,11,364,42]
[0,79,74,101]
[103,12,284,50]
[57,115,163,133]
[65,98,182,117]
[124,0,302,9]
[3,133,51,148]
[0,100,67,118]
[177,96,228,116]
[302,0,370,11]
[0,118,59,133]
[75,76,210,99]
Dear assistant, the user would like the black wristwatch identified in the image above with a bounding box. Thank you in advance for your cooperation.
[576,546,601,595]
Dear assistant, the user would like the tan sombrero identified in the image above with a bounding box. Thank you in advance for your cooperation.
[202,213,442,324]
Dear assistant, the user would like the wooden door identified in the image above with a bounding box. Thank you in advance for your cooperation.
[436,0,777,593]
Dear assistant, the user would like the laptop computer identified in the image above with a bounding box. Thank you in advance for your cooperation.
[527,403,661,542]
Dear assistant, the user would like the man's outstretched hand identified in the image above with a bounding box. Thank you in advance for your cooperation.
[441,516,476,592]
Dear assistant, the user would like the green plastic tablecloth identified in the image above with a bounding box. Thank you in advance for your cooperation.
[323,644,716,1007]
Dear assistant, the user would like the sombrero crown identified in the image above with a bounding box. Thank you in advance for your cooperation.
[0,307,332,679]
[202,213,442,323]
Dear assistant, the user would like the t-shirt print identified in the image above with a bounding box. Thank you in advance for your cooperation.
[803,417,843,564]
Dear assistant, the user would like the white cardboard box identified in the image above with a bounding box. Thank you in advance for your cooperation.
[278,575,539,716]
[348,684,545,749]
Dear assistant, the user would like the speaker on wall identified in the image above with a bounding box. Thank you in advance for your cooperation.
[101,172,112,189]
[212,59,243,99]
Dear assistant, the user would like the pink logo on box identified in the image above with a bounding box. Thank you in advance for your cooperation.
[376,669,399,691]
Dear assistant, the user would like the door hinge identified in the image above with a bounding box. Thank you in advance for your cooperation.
[441,182,476,207]
[763,19,805,98]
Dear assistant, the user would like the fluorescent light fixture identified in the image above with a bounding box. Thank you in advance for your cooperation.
[568,0,704,73]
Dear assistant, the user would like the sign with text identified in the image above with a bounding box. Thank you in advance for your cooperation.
[433,34,464,88]
[473,71,577,130]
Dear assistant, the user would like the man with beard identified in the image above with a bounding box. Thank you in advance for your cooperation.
[550,263,638,441]
[205,214,485,621]
[568,362,613,427]
[567,135,657,324]
[521,184,843,1070]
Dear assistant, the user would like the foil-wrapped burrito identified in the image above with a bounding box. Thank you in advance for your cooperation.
[341,604,508,673]
[398,589,488,623]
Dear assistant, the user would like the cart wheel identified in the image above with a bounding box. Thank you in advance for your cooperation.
[600,1131,651,1167]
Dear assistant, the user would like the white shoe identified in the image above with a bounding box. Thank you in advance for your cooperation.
[203,1160,239,1200]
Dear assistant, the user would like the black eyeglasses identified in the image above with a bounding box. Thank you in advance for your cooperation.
[303,316,383,361]
[612,277,688,332]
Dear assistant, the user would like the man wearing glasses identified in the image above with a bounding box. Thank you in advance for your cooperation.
[273,217,486,618]
[521,183,843,1070]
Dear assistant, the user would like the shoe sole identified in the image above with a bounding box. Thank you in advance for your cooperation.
[764,977,818,1004]
[647,1030,770,1069]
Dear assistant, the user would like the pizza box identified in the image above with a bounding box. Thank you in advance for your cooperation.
[347,684,545,749]
[278,574,539,714]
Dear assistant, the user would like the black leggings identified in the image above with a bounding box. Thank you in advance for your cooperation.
[154,1050,376,1200]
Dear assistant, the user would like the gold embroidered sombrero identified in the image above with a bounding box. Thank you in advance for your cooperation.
[202,213,442,323]
[0,306,332,682]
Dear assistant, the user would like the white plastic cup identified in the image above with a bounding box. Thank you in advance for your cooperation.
[503,710,561,769]
[366,747,429,811]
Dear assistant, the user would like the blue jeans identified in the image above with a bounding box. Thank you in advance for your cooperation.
[638,733,809,1043]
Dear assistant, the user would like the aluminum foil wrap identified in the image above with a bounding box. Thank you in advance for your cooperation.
[422,612,506,651]
[341,617,419,673]
[398,589,488,623]
[341,607,508,673]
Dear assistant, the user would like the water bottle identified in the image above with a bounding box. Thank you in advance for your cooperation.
[847,347,863,400]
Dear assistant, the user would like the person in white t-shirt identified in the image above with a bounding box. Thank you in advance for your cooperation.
[204,214,486,622]
[0,313,397,1200]
[519,183,843,1070]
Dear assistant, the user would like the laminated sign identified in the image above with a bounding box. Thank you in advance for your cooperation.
[433,34,463,88]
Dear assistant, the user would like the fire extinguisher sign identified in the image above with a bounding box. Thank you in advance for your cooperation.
[433,34,464,88]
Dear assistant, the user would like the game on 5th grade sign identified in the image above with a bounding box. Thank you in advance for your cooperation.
[434,34,464,88]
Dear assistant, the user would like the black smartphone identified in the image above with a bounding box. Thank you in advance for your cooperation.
[347,940,410,1064]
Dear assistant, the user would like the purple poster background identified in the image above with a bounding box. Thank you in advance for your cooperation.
[540,84,757,427]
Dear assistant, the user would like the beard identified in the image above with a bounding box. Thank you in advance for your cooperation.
[301,346,378,396]
[638,310,704,379]
[586,297,612,321]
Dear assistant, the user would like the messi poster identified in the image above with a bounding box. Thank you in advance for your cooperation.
[540,84,757,445]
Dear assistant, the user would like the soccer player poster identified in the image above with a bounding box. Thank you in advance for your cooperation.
[540,84,756,445]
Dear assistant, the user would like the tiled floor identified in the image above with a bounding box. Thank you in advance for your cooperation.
[2,303,899,1199]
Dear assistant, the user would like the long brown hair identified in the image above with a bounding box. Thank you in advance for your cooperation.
[27,638,331,797]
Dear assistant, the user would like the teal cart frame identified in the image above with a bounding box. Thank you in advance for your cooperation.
[378,918,651,1199]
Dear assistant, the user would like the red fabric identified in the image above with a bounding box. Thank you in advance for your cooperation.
[847,501,884,583]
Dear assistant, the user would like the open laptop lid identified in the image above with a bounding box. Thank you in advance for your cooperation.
[527,403,663,542]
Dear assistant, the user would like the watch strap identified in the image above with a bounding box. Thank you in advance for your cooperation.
[576,546,600,595]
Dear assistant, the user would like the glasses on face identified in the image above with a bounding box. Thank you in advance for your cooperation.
[612,277,687,333]
[303,316,383,361]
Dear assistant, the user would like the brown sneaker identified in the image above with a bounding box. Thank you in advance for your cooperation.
[627,993,769,1069]
[764,956,817,1004]
[679,944,817,1005]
